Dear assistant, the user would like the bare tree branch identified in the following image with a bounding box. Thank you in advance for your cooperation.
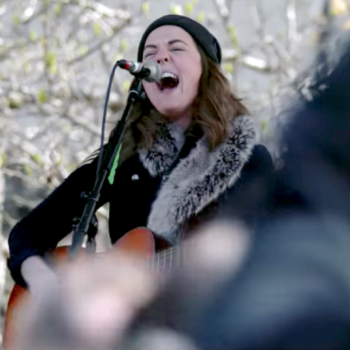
[67,18,131,65]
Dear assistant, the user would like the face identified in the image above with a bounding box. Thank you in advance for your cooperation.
[142,25,202,120]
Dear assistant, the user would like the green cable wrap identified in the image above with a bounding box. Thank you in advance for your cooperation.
[108,144,122,185]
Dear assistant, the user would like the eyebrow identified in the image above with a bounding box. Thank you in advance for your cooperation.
[144,39,188,51]
[169,39,188,46]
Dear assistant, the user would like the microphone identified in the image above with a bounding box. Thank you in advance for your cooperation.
[118,59,162,83]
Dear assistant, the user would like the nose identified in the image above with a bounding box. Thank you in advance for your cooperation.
[155,47,169,64]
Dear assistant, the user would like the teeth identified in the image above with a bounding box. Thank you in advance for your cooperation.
[161,72,178,79]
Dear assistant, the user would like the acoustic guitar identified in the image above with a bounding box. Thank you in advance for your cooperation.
[2,227,178,349]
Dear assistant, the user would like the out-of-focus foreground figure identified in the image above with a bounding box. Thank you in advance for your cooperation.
[121,40,350,350]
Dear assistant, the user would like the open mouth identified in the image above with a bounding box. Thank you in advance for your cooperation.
[157,72,179,91]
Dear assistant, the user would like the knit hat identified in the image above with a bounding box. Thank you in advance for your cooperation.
[137,14,222,64]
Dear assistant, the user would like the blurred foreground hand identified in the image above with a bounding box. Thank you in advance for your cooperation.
[16,251,158,350]
[15,221,250,350]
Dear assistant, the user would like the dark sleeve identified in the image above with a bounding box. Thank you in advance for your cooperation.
[7,158,111,287]
[241,144,274,183]
[218,144,274,223]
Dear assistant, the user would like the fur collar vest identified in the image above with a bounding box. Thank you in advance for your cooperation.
[137,115,256,244]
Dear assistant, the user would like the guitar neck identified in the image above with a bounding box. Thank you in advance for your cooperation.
[150,237,198,272]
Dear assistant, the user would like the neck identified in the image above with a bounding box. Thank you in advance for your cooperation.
[174,112,192,130]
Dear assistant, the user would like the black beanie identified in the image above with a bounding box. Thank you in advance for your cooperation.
[137,15,222,64]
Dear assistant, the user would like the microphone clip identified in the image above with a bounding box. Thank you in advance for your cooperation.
[117,59,162,83]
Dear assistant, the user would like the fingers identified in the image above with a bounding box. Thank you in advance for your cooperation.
[17,251,159,350]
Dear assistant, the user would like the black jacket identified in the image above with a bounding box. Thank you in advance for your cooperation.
[8,115,273,286]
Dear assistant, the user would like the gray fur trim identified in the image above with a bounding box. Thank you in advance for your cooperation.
[138,122,185,177]
[145,115,257,243]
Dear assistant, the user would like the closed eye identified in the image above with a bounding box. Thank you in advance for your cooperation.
[144,52,156,58]
[171,47,184,52]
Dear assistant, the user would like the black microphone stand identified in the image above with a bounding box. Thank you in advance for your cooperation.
[69,77,143,258]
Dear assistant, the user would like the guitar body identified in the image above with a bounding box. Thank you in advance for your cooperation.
[2,227,159,349]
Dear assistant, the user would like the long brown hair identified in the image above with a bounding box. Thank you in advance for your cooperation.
[114,45,249,165]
